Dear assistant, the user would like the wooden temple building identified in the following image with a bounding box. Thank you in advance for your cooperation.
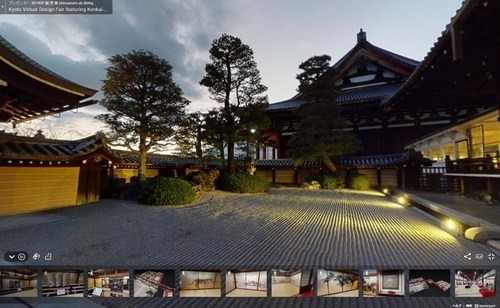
[0,34,121,215]
[264,28,420,158]
[258,0,499,197]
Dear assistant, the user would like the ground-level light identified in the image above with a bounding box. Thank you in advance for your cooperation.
[397,195,407,205]
[441,218,462,236]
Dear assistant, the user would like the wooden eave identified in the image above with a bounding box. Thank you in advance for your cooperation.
[0,37,96,97]
[0,35,98,124]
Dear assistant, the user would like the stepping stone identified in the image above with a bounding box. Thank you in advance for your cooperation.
[464,227,500,243]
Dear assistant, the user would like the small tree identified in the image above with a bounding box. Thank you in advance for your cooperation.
[287,55,361,173]
[200,34,268,173]
[174,112,205,164]
[203,108,227,170]
[98,50,189,182]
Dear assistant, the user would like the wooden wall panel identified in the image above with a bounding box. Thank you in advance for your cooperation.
[0,166,79,215]
[254,170,273,182]
[275,170,295,183]
[381,169,398,188]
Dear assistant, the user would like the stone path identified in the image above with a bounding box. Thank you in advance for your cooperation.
[409,191,500,227]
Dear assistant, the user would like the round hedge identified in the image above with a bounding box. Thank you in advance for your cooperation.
[138,177,195,206]
[347,173,371,190]
[320,174,345,190]
[218,173,270,193]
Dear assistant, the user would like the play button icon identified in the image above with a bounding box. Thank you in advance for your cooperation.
[4,251,29,262]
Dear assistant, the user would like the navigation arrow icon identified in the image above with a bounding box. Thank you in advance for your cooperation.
[8,255,15,259]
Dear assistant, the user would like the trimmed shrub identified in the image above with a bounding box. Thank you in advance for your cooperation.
[218,173,270,193]
[186,169,220,191]
[305,173,345,190]
[138,177,195,206]
[347,173,371,190]
[321,174,345,190]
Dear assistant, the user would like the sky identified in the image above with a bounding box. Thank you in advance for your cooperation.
[0,0,463,139]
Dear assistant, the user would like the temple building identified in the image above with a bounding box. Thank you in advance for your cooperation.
[264,0,498,159]
[0,34,121,215]
[264,28,420,158]
[259,0,499,195]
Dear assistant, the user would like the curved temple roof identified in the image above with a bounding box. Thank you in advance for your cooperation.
[267,31,419,113]
[0,34,98,124]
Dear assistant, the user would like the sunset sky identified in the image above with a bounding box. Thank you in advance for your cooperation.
[0,0,463,138]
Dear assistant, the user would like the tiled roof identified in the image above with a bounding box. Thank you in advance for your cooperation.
[267,83,403,112]
[123,155,199,166]
[332,40,419,71]
[116,150,431,169]
[268,36,419,113]
[0,133,121,162]
[366,43,420,68]
[256,150,432,169]
[120,153,222,168]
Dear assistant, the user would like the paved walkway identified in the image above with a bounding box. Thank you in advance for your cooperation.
[1,189,497,268]
[404,191,500,228]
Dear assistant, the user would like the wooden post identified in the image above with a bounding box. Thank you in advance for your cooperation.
[460,177,466,195]
[377,168,382,189]
[397,168,403,189]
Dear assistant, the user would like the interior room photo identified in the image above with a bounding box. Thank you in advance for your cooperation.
[179,270,221,297]
[409,270,450,297]
[87,269,129,297]
[0,270,37,297]
[271,269,313,298]
[317,270,359,297]
[455,269,496,297]
[225,270,267,297]
[41,270,84,297]
[133,270,175,298]
[362,269,405,297]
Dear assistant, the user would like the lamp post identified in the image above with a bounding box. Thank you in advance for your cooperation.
[247,128,257,175]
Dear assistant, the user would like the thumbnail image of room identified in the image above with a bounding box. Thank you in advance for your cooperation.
[225,270,267,297]
[362,269,405,297]
[455,269,496,297]
[317,270,359,297]
[271,269,313,297]
[0,270,37,297]
[409,270,450,297]
[179,270,221,297]
[88,269,129,297]
[41,270,84,297]
[134,270,175,297]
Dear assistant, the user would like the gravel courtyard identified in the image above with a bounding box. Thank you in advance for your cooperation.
[1,188,497,269]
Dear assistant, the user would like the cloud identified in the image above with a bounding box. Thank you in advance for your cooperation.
[0,0,236,136]
[12,0,234,100]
